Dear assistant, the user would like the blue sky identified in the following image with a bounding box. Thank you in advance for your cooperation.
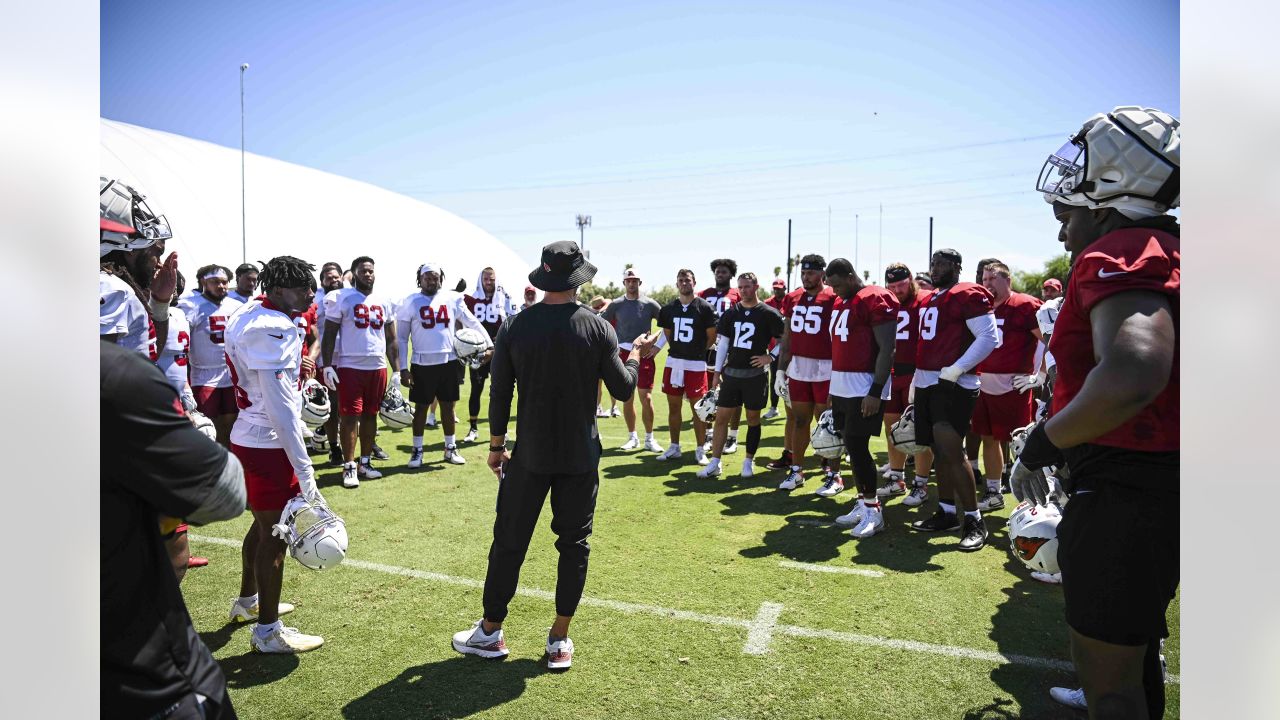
[102,0,1179,289]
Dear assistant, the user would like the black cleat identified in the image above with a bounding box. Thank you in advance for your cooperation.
[329,448,344,466]
[958,514,989,551]
[766,451,793,471]
[910,507,961,532]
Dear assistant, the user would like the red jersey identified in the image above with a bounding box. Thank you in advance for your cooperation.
[978,292,1042,373]
[699,287,741,318]
[781,285,838,360]
[831,286,899,372]
[915,282,995,371]
[893,289,933,368]
[294,302,319,357]
[1049,227,1179,451]
[764,295,785,350]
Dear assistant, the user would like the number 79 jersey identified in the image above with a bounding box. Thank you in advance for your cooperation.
[323,287,391,371]
[716,302,785,370]
[914,282,995,371]
[658,296,717,361]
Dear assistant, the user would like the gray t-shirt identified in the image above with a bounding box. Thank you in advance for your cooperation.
[601,295,662,348]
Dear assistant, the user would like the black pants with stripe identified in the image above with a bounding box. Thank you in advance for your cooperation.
[482,449,600,623]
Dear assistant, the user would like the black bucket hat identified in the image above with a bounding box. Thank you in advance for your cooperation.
[528,240,597,292]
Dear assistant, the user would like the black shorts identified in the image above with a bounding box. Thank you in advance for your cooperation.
[1058,451,1180,645]
[409,362,461,405]
[912,380,979,446]
[829,394,885,439]
[717,372,768,411]
[470,361,491,383]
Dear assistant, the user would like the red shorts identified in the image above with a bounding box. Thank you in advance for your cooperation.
[619,349,656,390]
[231,444,301,512]
[972,389,1035,442]
[885,375,913,416]
[194,386,238,417]
[337,367,388,416]
[662,366,708,400]
[788,377,830,405]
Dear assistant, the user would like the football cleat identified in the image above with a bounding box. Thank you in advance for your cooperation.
[849,505,885,538]
[722,436,738,454]
[329,447,344,466]
[958,514,989,551]
[835,498,868,527]
[358,460,382,479]
[643,436,664,453]
[911,507,960,532]
[741,458,755,478]
[762,406,779,420]
[610,407,622,417]
[444,446,466,465]
[371,443,390,461]
[903,483,929,507]
[595,406,610,418]
[425,411,437,428]
[656,445,682,461]
[876,475,907,497]
[766,451,793,471]
[408,448,424,468]
[696,459,721,479]
[1049,687,1086,711]
[978,490,1005,511]
[620,436,640,451]
[815,472,845,497]
[342,462,359,489]
[777,470,804,491]
[251,625,324,654]
[452,620,509,659]
[546,636,574,671]
[229,598,295,624]
[463,427,479,443]
[695,446,709,465]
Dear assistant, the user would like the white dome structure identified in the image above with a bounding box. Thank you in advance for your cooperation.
[100,118,534,303]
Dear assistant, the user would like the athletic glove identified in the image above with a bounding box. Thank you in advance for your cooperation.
[1017,421,1065,471]
[939,365,963,383]
[1009,459,1052,506]
[322,366,341,391]
[1012,372,1046,393]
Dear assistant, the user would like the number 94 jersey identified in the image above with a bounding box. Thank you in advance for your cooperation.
[323,287,391,370]
[716,302,785,371]
[658,296,717,361]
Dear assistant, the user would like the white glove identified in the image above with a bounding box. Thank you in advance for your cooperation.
[1008,459,1052,507]
[939,365,964,383]
[1012,372,1046,392]
[907,382,916,405]
[322,366,340,391]
[774,372,789,403]
[297,465,320,502]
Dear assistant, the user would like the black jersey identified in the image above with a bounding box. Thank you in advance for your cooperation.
[716,301,785,370]
[658,296,717,361]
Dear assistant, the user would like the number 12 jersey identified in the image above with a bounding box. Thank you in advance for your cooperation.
[716,302,785,371]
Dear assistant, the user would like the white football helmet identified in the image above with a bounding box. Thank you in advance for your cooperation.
[693,388,720,424]
[810,409,844,460]
[379,386,414,430]
[300,378,331,428]
[187,409,217,441]
[1036,296,1063,337]
[272,494,348,571]
[889,404,928,455]
[100,176,173,257]
[1038,106,1180,217]
[1007,500,1062,575]
[454,328,492,369]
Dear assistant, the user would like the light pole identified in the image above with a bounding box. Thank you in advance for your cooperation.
[240,62,249,264]
[576,214,592,257]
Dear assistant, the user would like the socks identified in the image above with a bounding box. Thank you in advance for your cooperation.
[986,478,1000,492]
[238,593,258,607]
[360,455,370,465]
[645,432,654,442]
[413,436,423,450]
[914,474,929,487]
[255,620,283,637]
[940,500,956,515]
[965,509,982,520]
[745,425,762,455]
[445,434,456,447]
[728,429,738,441]
[862,495,881,510]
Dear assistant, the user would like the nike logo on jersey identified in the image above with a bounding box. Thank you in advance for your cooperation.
[1097,269,1128,278]
[268,332,285,339]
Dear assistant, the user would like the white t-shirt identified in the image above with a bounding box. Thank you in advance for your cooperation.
[99,272,154,360]
[156,306,191,396]
[323,287,391,371]
[177,293,245,387]
[396,290,487,366]
[224,301,310,475]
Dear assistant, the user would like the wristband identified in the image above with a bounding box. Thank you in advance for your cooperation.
[868,382,885,398]
[147,296,170,321]
[489,445,507,453]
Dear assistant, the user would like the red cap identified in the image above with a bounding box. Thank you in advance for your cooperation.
[771,278,786,289]
[1042,278,1062,291]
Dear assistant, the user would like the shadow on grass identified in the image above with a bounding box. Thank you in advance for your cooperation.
[199,623,240,654]
[342,657,543,719]
[217,650,299,689]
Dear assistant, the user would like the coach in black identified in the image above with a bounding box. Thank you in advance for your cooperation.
[452,240,654,671]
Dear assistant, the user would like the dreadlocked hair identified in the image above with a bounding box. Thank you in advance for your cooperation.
[259,256,317,292]
[100,254,148,307]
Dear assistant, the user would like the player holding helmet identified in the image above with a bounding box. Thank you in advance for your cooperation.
[878,263,935,504]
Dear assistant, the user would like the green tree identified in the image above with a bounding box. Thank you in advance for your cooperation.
[1012,253,1071,296]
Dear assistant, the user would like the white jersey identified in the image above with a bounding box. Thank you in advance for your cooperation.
[224,301,304,442]
[1036,296,1063,370]
[323,287,391,370]
[396,290,487,366]
[156,307,191,395]
[227,289,252,304]
[178,293,245,387]
[99,272,155,360]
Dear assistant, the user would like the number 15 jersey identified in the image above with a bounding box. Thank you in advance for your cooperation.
[716,302,785,371]
[323,287,390,370]
[658,297,717,361]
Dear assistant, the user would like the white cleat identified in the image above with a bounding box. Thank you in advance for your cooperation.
[722,437,739,454]
[695,446,709,465]
[342,462,360,488]
[815,472,845,497]
[451,620,509,659]
[877,473,907,497]
[696,459,722,479]
[741,458,755,477]
[358,460,382,479]
[656,445,683,461]
[463,427,479,443]
[229,597,294,624]
[762,406,779,420]
[903,483,929,507]
[251,625,324,654]
[643,436,664,453]
[610,407,622,417]
[620,435,640,451]
[425,412,437,428]
[408,448,424,469]
[596,406,610,418]
[777,470,804,491]
[444,446,466,465]
[878,462,892,478]
[1049,687,1086,711]
[849,506,885,538]
[835,499,868,527]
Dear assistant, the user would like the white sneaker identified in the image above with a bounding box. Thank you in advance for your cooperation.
[596,406,610,418]
[849,505,885,538]
[741,458,755,477]
[695,446,709,465]
[835,499,868,527]
[723,436,739,454]
[815,472,845,497]
[444,446,466,465]
[463,427,479,443]
[778,470,804,491]
[656,445,682,461]
[903,483,929,507]
[620,435,640,451]
[546,636,574,671]
[343,462,360,488]
[358,460,382,479]
[1031,571,1063,584]
[408,448,424,468]
[876,474,907,497]
[251,625,324,654]
[610,407,622,417]
[878,462,892,478]
[762,407,779,420]
[696,459,721,478]
[1049,687,1086,711]
[229,597,295,624]
[644,436,664,453]
[426,412,437,428]
[451,620,509,659]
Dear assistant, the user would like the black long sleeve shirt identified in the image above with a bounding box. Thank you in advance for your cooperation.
[489,302,638,474]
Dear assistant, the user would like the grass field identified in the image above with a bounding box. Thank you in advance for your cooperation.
[181,363,1179,719]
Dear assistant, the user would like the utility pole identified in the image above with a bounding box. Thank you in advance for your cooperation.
[877,203,883,278]
[827,205,832,258]
[576,214,592,257]
[928,216,934,268]
[240,62,249,264]
[786,219,792,287]
[854,214,859,272]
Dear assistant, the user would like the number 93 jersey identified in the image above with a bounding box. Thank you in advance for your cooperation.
[914,282,995,371]
[658,296,717,361]
[781,286,838,361]
[323,287,391,370]
[716,302,785,370]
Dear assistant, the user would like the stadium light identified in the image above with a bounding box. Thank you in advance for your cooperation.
[576,214,592,257]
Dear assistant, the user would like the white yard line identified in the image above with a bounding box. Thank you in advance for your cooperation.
[189,533,1179,683]
[779,560,885,578]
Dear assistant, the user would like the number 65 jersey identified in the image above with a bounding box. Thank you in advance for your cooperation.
[323,287,391,370]
[781,285,838,380]
[716,302,785,371]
